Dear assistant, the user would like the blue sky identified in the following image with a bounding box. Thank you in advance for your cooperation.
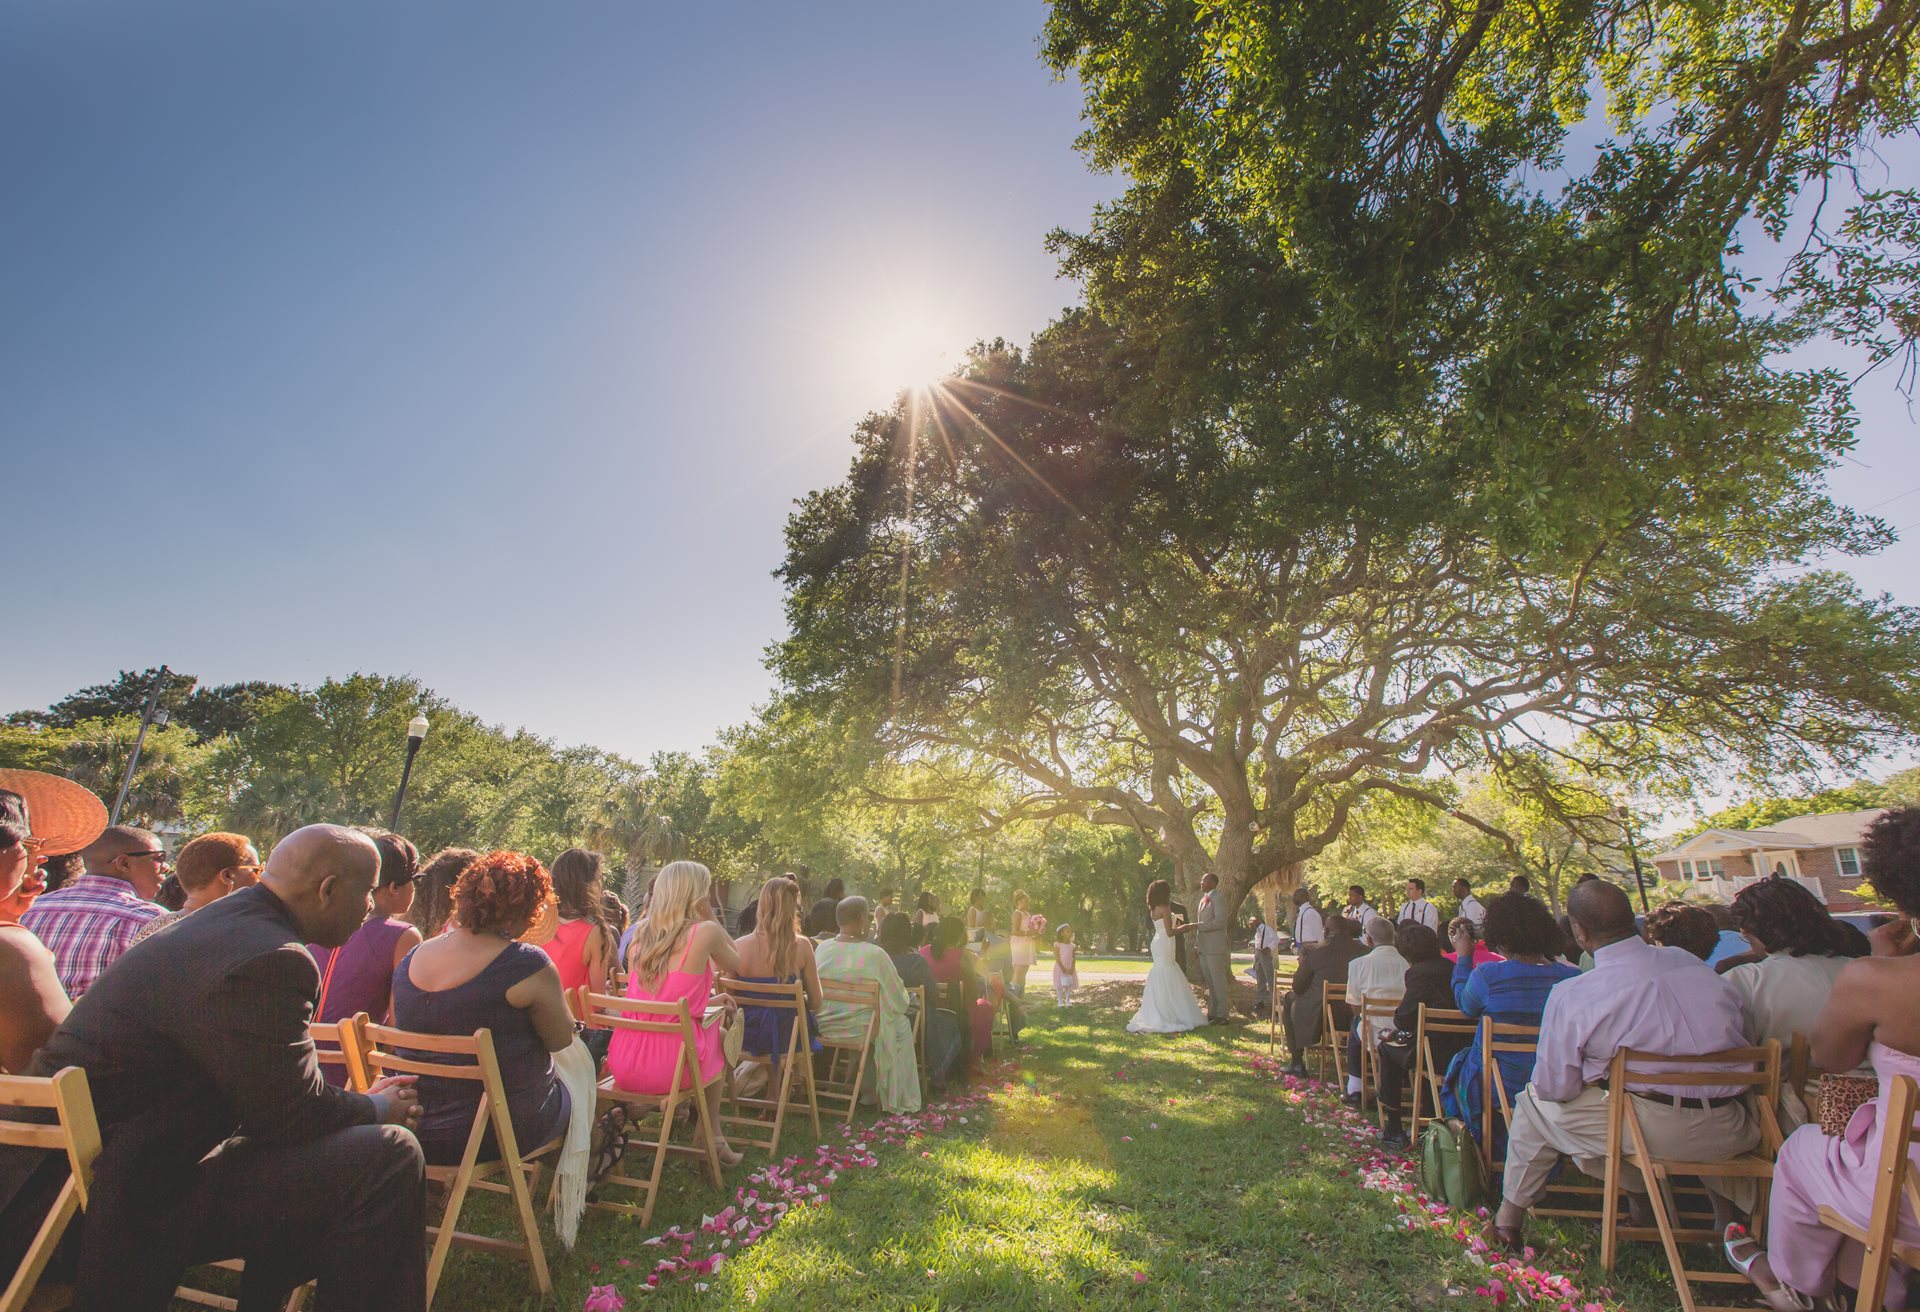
[4,3,1916,765]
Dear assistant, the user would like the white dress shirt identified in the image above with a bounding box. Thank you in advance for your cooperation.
[1398,897,1442,932]
[1530,935,1751,1101]
[1458,894,1487,928]
[1253,923,1283,954]
[1292,904,1325,947]
[1346,945,1410,1042]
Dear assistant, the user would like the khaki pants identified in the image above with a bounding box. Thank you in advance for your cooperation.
[1502,1084,1760,1212]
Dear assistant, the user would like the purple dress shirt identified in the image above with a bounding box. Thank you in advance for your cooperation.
[1530,934,1752,1101]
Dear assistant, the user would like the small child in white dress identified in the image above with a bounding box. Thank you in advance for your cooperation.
[1051,924,1078,1007]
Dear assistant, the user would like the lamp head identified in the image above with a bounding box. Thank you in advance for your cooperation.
[407,713,429,743]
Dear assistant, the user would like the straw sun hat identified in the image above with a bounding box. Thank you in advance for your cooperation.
[0,769,110,856]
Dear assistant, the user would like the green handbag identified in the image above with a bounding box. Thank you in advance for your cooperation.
[1418,1116,1491,1209]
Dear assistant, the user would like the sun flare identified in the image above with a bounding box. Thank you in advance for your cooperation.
[842,297,972,404]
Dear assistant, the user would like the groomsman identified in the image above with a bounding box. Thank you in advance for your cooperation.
[1397,878,1442,932]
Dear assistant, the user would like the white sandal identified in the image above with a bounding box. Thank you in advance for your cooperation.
[1723,1223,1824,1312]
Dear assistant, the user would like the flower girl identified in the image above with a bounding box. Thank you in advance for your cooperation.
[1051,923,1078,1007]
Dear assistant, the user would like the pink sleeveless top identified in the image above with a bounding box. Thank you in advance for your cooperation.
[540,918,597,993]
[606,932,723,1094]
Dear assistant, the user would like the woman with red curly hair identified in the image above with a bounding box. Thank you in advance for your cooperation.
[392,849,575,1165]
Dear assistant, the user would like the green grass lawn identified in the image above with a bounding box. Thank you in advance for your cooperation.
[181,993,1705,1310]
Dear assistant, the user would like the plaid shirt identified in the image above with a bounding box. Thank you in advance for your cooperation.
[20,873,165,999]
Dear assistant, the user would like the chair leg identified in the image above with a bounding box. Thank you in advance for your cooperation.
[499,1151,551,1295]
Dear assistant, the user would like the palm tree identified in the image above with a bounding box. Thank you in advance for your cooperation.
[590,782,687,911]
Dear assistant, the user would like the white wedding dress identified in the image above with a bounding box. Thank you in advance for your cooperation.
[1127,916,1206,1034]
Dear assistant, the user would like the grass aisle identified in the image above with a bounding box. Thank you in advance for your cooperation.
[404,993,1697,1310]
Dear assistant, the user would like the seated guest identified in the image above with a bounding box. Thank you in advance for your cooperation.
[541,847,614,995]
[393,850,573,1167]
[1444,893,1580,1141]
[0,824,426,1311]
[1444,915,1501,968]
[1643,900,1721,961]
[1377,924,1457,1146]
[882,910,961,1089]
[1491,880,1759,1252]
[1727,806,1920,1310]
[0,774,106,1073]
[731,875,823,1071]
[408,845,478,938]
[815,897,920,1113]
[607,860,742,1165]
[923,917,986,1069]
[132,831,262,945]
[1281,914,1368,1077]
[311,832,424,1080]
[38,850,82,895]
[1345,917,1411,1103]
[806,896,840,939]
[20,823,168,997]
[1724,876,1871,1128]
[1706,902,1756,968]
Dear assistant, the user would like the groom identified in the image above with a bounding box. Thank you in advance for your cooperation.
[1194,872,1233,1024]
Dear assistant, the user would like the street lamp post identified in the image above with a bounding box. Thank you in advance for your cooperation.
[111,666,179,825]
[1615,803,1652,914]
[388,713,430,830]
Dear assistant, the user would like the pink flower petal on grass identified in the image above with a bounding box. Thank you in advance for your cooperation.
[582,1286,626,1312]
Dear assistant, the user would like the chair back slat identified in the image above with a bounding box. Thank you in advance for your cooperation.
[716,977,805,1010]
[1616,1044,1781,1093]
[576,989,697,1039]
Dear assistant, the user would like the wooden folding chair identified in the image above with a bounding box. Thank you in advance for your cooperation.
[1411,1005,1476,1141]
[1477,1018,1610,1220]
[989,971,1016,1049]
[173,1020,355,1310]
[0,1068,100,1312]
[1600,1041,1786,1312]
[1318,983,1349,1085]
[1351,995,1395,1120]
[1818,1073,1920,1312]
[575,989,726,1227]
[815,977,883,1121]
[1267,966,1296,1056]
[353,1019,561,1308]
[911,983,931,1085]
[713,977,820,1160]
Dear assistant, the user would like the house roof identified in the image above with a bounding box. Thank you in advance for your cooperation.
[1651,808,1887,864]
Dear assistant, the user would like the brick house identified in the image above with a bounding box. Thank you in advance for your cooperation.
[1650,808,1887,910]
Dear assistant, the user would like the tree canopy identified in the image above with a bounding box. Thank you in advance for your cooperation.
[770,0,1920,915]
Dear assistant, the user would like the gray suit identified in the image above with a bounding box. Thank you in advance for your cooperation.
[1194,888,1232,1021]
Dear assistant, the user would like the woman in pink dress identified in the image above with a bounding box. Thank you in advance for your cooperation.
[606,860,742,1166]
[540,848,613,995]
[1728,807,1920,1311]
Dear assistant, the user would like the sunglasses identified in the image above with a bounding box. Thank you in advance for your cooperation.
[123,849,170,864]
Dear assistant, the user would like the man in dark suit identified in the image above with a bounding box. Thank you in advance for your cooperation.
[1280,913,1369,1076]
[0,823,427,1312]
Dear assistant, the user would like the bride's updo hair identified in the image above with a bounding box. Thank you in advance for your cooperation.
[1146,879,1172,910]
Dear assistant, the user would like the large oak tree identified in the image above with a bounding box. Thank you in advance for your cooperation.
[771,0,1920,914]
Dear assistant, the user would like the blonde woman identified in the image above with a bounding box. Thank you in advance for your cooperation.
[607,860,742,1165]
[731,877,824,1073]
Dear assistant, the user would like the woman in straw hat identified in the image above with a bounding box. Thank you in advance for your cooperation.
[0,769,109,1072]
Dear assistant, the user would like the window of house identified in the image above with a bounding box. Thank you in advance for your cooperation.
[1707,859,1726,879]
[1836,847,1861,879]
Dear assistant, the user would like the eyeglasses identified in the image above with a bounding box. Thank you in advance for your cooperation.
[123,849,169,864]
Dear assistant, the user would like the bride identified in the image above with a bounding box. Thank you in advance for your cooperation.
[1128,879,1207,1034]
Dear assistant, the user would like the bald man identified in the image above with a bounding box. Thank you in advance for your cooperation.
[20,824,168,998]
[0,824,427,1312]
[1490,879,1758,1250]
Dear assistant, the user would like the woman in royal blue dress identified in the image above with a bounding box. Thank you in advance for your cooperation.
[1442,892,1580,1143]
